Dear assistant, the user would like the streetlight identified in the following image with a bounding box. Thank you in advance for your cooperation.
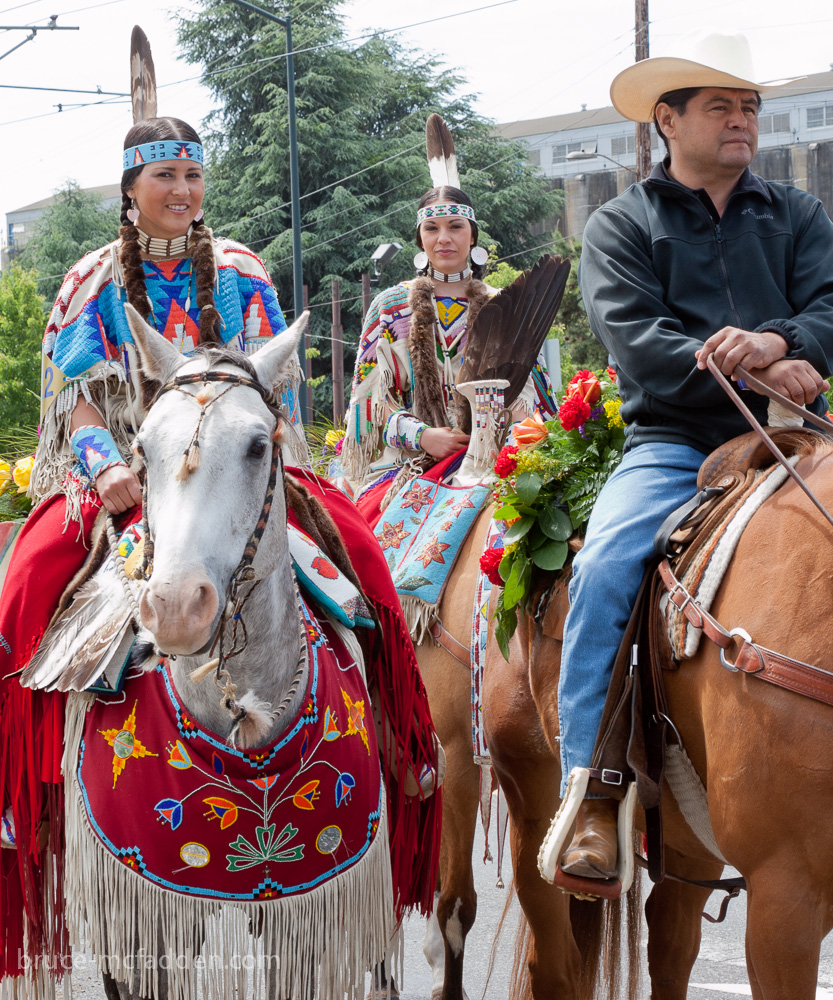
[566,150,639,177]
[369,242,402,285]
[227,0,305,422]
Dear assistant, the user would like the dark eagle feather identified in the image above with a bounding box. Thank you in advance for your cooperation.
[457,254,571,417]
[131,25,157,124]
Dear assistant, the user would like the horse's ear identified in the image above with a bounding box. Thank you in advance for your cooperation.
[249,312,308,391]
[125,302,187,381]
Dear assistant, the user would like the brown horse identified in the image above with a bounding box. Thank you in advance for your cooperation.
[415,506,630,1000]
[485,433,833,999]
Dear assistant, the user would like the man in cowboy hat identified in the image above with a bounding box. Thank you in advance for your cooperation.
[555,32,833,881]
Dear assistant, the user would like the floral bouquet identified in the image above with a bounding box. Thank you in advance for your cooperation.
[481,368,625,657]
[0,454,35,521]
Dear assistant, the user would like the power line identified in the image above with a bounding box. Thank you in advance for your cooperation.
[217,142,423,233]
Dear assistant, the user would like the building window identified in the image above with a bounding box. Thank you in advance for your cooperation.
[527,148,541,166]
[758,112,791,134]
[611,135,635,156]
[552,141,584,162]
[807,106,833,128]
[11,223,24,234]
[611,132,659,156]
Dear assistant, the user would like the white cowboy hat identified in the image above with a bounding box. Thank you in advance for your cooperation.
[610,31,803,123]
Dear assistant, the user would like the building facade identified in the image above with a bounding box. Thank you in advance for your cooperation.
[1,182,121,271]
[498,70,833,239]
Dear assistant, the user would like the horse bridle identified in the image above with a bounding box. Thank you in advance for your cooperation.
[131,366,303,732]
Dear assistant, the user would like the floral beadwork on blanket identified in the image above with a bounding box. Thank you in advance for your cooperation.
[73,601,383,901]
[374,478,490,640]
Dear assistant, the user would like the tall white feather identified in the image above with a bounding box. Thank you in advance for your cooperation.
[425,113,460,189]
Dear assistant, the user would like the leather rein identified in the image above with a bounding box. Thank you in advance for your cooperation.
[134,367,292,730]
[658,358,833,709]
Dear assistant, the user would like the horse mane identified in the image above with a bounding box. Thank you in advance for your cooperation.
[790,430,833,460]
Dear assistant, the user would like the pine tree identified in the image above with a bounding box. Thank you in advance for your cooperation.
[177,0,560,417]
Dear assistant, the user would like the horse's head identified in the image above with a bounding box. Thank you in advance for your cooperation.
[126,303,307,655]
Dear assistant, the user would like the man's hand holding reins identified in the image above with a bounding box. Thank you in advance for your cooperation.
[696,327,788,374]
[742,359,830,406]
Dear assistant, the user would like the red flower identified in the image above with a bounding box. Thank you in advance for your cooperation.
[606,366,617,383]
[566,370,602,405]
[479,547,505,586]
[494,445,519,478]
[559,394,591,432]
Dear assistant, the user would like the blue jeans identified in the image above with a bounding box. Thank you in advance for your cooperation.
[557,442,704,795]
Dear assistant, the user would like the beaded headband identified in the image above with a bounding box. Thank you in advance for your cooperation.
[123,140,204,172]
[417,203,476,225]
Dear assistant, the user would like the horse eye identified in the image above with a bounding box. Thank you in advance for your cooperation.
[248,438,268,459]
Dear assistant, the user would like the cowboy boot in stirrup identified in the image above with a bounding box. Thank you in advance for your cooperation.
[559,797,619,879]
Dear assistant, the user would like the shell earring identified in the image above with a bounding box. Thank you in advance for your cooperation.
[413,251,429,274]
[126,200,140,225]
[470,246,489,267]
[193,209,204,223]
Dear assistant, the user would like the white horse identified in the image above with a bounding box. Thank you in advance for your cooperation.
[45,307,394,1000]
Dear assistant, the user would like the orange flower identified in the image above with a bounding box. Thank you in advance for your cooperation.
[514,413,549,448]
[566,371,602,406]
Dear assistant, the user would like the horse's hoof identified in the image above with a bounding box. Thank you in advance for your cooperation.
[430,988,470,1000]
[366,982,400,1000]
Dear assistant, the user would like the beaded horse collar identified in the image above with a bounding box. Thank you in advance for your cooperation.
[137,367,296,738]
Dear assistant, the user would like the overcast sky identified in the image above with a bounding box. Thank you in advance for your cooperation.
[1,0,831,258]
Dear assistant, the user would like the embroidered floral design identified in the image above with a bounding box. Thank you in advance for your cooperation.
[417,537,450,569]
[98,701,157,788]
[341,690,370,754]
[378,520,411,551]
[226,822,304,871]
[400,482,433,513]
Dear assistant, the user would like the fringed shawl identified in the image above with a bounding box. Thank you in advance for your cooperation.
[31,239,300,524]
[343,278,493,485]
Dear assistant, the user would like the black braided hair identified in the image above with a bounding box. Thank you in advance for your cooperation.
[120,117,221,344]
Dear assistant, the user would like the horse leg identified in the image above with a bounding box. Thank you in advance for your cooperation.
[643,846,723,1000]
[485,621,582,1000]
[743,868,828,1000]
[417,641,480,1000]
[428,728,480,1000]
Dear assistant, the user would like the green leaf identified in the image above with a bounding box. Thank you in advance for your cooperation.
[515,471,543,505]
[499,550,514,582]
[532,540,569,571]
[503,517,534,544]
[528,523,548,550]
[503,558,525,609]
[538,506,573,541]
[493,503,521,521]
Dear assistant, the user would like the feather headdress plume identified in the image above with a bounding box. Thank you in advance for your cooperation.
[425,113,460,189]
[130,25,157,124]
[457,254,572,419]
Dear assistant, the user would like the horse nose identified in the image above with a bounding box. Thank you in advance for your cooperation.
[140,574,219,649]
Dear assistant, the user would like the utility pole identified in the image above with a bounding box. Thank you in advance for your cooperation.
[227,0,305,423]
[635,0,652,182]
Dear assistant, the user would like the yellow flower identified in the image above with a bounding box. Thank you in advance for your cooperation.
[604,398,625,429]
[13,455,35,494]
[0,460,11,498]
[325,428,345,448]
[504,541,519,555]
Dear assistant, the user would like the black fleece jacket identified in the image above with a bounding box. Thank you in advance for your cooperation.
[578,161,833,454]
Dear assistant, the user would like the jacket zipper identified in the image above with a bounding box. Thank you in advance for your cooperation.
[713,221,742,328]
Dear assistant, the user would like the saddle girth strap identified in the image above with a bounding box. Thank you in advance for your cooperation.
[658,559,833,708]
